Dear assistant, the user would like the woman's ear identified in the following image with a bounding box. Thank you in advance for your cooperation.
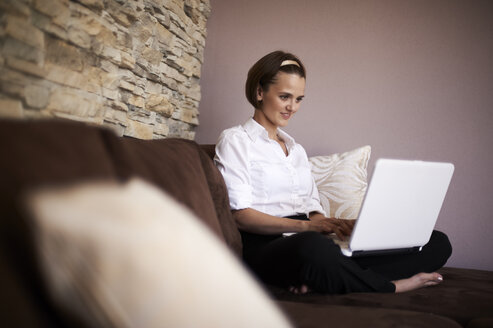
[256,86,263,102]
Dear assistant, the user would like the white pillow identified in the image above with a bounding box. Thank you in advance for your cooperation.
[27,178,292,328]
[309,146,371,219]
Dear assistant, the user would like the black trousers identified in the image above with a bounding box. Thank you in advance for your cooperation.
[241,215,452,294]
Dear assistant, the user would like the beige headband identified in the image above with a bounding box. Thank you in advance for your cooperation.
[280,60,300,67]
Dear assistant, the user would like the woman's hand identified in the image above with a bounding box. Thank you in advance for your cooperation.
[307,213,355,239]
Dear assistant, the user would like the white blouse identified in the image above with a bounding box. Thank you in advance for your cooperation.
[214,118,326,218]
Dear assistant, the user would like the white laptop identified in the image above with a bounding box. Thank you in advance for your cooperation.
[332,159,454,257]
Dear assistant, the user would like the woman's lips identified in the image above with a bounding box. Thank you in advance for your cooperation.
[281,112,291,120]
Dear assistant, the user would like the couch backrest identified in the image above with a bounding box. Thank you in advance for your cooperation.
[199,144,216,162]
[101,134,242,256]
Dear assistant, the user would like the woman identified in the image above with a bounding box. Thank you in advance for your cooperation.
[214,50,451,294]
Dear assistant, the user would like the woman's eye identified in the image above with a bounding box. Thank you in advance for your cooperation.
[296,97,304,103]
[280,95,289,100]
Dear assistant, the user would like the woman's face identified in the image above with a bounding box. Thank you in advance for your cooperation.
[255,71,305,131]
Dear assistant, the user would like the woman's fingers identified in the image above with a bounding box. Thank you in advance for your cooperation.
[342,219,355,235]
[333,226,346,240]
[308,218,356,239]
[327,218,351,237]
[320,220,342,237]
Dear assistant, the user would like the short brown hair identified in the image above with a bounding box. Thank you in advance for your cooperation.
[245,50,306,109]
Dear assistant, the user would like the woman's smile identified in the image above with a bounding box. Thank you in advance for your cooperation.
[280,112,291,120]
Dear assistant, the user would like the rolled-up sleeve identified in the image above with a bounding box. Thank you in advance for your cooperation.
[214,131,252,210]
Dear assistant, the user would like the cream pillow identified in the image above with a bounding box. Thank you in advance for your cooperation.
[27,178,292,328]
[309,146,371,219]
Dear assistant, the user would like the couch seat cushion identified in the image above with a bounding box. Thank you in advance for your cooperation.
[278,301,461,328]
[269,267,493,326]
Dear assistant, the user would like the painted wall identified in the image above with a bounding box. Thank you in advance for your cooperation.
[196,0,493,271]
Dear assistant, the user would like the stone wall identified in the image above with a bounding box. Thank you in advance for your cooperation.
[0,0,211,139]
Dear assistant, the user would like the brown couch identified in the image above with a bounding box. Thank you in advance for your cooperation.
[1,119,492,328]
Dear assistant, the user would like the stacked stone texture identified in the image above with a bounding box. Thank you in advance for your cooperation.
[0,0,210,139]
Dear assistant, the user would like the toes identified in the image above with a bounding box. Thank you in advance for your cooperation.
[427,272,443,283]
[433,273,443,283]
[420,272,443,286]
[289,285,310,294]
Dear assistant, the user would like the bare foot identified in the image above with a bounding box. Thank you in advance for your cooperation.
[289,284,310,294]
[392,272,443,293]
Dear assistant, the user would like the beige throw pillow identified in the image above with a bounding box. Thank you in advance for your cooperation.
[309,146,371,219]
[27,178,292,328]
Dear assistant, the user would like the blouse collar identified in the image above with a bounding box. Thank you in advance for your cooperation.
[242,118,296,151]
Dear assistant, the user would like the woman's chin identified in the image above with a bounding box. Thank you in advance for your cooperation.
[277,117,290,126]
